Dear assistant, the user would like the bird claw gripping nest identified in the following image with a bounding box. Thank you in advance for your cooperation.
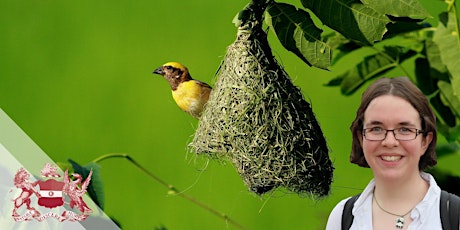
[191,0,333,197]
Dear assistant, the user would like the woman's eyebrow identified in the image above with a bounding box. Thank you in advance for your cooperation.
[398,121,416,127]
[364,121,416,126]
[364,120,383,126]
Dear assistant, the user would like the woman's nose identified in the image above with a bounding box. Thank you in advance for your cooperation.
[382,130,399,146]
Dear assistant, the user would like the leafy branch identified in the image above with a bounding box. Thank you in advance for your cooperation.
[259,0,430,69]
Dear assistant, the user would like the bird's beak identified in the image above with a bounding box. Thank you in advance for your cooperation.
[153,67,163,75]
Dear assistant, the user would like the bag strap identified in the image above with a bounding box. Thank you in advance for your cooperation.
[341,194,360,230]
[440,190,460,230]
[343,190,460,230]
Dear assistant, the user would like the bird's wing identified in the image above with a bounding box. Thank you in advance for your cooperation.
[195,80,212,89]
[63,169,70,191]
[64,169,69,183]
[81,169,93,191]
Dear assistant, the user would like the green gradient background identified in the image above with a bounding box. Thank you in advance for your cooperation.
[0,0,455,229]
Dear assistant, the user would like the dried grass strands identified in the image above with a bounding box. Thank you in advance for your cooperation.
[191,1,333,197]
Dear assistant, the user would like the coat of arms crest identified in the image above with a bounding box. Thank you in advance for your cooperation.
[12,163,92,222]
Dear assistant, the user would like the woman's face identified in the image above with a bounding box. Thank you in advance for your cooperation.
[361,95,432,180]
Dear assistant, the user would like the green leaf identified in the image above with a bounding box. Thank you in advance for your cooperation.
[301,0,390,45]
[433,11,460,95]
[425,39,449,76]
[430,93,457,128]
[266,2,331,69]
[415,56,456,127]
[428,167,460,194]
[361,0,430,19]
[383,21,431,40]
[325,46,416,95]
[438,80,460,119]
[323,32,362,64]
[324,22,430,65]
[68,159,105,210]
[415,57,437,95]
[324,32,353,51]
[435,142,460,157]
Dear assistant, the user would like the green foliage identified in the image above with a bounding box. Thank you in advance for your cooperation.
[434,10,460,94]
[300,0,389,45]
[360,0,430,19]
[322,0,460,141]
[264,0,431,69]
[265,2,330,69]
[325,46,416,95]
[438,81,460,119]
[436,142,460,158]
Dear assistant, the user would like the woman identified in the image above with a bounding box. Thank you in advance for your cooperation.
[326,77,444,229]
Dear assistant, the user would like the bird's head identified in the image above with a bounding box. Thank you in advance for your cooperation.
[71,173,82,180]
[153,62,192,90]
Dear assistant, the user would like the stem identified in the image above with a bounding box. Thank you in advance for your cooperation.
[237,0,269,31]
[236,0,276,67]
[369,46,413,79]
[92,153,248,230]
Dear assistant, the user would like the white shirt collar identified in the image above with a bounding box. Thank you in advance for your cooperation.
[351,172,442,229]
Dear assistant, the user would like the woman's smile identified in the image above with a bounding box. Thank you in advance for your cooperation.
[380,155,402,162]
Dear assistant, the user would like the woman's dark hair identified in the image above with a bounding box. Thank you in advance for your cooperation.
[350,77,437,170]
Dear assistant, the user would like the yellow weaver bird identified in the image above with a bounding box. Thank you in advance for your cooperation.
[153,62,212,119]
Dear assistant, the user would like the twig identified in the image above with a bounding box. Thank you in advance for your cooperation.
[92,153,248,230]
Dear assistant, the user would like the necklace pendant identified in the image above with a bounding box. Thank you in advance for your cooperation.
[396,217,404,229]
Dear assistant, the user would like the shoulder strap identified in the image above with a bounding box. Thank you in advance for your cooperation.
[440,190,460,230]
[341,194,361,230]
[342,190,460,230]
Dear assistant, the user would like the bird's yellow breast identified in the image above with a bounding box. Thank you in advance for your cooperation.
[172,80,210,118]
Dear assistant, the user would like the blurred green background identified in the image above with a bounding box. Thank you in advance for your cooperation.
[1,0,456,229]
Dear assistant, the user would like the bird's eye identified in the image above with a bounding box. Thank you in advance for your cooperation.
[166,66,173,70]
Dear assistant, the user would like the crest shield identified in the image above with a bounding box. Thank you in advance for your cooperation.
[37,179,64,208]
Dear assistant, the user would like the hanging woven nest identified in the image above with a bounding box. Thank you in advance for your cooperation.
[191,0,333,197]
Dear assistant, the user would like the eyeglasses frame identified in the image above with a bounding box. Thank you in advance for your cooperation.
[362,128,424,141]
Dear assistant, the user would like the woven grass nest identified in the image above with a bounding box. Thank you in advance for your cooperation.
[191,2,333,197]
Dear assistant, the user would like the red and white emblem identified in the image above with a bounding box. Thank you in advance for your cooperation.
[11,163,93,222]
[37,179,64,208]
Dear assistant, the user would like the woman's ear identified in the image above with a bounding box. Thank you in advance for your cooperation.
[421,132,433,151]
